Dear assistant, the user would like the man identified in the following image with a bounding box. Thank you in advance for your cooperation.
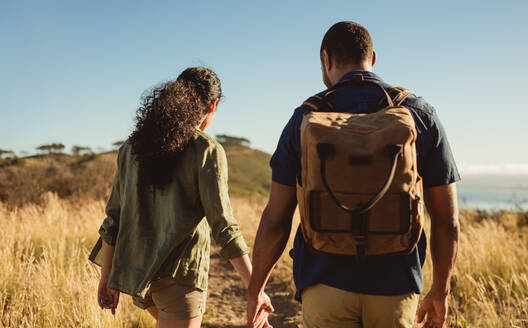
[248,22,460,328]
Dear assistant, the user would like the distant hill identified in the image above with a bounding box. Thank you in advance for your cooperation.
[0,143,271,207]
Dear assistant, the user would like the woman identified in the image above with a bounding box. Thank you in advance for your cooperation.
[89,67,273,328]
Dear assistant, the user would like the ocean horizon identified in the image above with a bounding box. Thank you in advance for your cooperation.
[457,187,528,211]
[456,174,528,211]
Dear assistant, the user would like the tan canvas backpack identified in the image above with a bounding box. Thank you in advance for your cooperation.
[297,76,424,260]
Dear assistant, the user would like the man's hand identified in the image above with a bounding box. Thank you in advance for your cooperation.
[247,182,297,328]
[247,291,274,328]
[417,183,459,328]
[98,276,120,315]
[416,290,448,328]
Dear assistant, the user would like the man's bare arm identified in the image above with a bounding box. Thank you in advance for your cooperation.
[247,182,297,327]
[427,183,459,294]
[417,182,459,327]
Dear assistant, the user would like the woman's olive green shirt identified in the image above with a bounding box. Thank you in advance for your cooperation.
[89,130,249,298]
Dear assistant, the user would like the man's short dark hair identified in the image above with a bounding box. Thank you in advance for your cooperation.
[320,21,373,66]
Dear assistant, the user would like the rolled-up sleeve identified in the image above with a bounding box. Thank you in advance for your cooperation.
[98,161,121,246]
[198,142,249,260]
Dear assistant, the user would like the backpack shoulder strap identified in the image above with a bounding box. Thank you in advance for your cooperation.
[378,86,415,107]
[303,81,406,112]
[302,94,334,112]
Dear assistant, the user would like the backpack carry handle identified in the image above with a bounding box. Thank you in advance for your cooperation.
[316,143,403,215]
[324,79,395,108]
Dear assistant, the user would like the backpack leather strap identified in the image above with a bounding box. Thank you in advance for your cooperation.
[316,143,403,215]
[303,80,396,112]
[303,94,334,112]
[378,86,414,107]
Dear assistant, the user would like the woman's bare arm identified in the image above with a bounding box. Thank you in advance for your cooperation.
[229,254,252,287]
[98,240,120,314]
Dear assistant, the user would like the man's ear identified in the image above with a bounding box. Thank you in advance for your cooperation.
[321,49,332,72]
[371,51,376,67]
[208,98,219,113]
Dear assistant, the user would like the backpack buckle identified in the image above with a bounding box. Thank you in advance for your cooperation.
[351,212,368,235]
[354,235,367,264]
[351,212,368,264]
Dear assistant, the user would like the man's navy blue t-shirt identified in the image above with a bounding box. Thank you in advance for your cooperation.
[270,71,460,300]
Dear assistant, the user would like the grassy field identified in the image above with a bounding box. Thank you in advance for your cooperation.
[1,194,527,327]
[1,147,528,327]
[424,210,528,327]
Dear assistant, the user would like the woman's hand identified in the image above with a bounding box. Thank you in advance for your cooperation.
[98,276,120,315]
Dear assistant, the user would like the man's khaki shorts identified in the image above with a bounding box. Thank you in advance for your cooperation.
[133,277,206,320]
[301,284,419,328]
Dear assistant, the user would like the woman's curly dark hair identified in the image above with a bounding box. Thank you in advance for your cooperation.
[129,67,222,189]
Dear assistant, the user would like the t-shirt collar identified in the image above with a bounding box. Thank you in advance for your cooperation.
[337,71,383,84]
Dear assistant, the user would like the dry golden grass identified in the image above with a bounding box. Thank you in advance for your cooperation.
[429,210,528,327]
[1,194,527,327]
[230,197,299,282]
[0,193,155,328]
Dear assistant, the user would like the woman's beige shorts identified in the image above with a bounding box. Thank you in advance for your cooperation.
[133,277,206,320]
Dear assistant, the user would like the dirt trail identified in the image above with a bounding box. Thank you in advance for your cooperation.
[203,247,303,328]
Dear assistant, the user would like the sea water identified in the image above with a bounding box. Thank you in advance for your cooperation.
[457,187,528,210]
[456,174,528,211]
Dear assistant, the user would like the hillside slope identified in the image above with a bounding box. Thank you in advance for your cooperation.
[0,144,271,207]
[222,145,271,197]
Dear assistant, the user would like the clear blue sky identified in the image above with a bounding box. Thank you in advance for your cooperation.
[1,1,527,174]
